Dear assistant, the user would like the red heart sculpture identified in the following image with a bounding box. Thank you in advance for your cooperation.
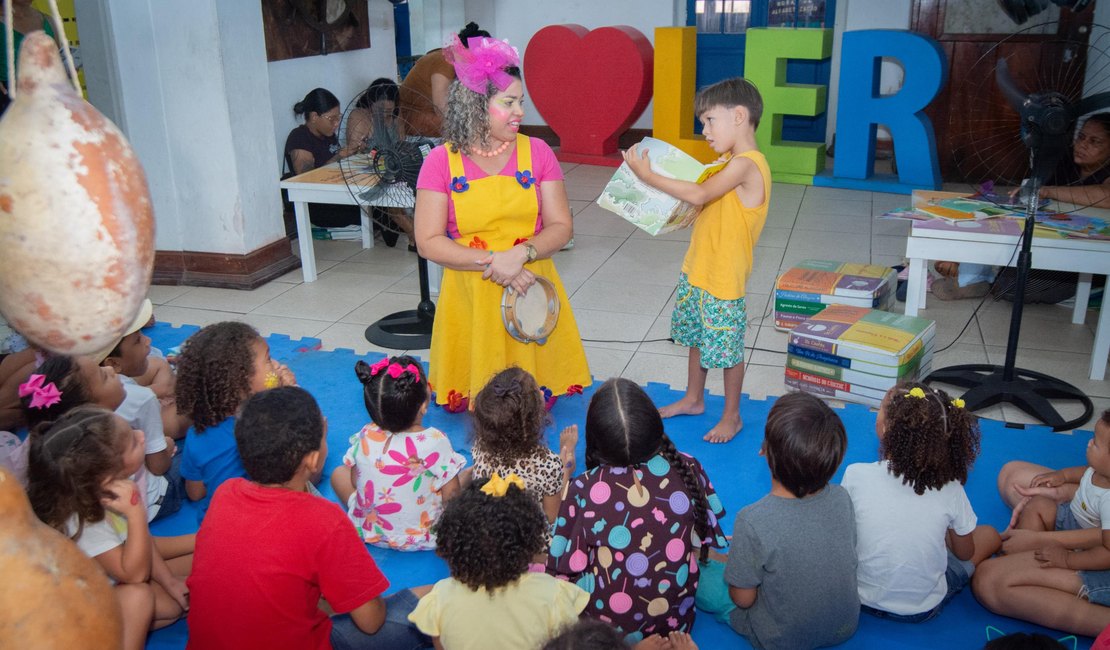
[524,25,653,156]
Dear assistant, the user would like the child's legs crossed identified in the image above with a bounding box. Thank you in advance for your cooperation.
[115,582,154,650]
[972,551,1110,636]
[1016,496,1060,531]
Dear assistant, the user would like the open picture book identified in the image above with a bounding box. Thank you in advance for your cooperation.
[598,137,727,235]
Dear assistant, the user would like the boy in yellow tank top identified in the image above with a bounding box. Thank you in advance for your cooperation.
[622,78,769,443]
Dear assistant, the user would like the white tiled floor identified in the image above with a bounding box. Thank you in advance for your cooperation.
[148,163,1110,432]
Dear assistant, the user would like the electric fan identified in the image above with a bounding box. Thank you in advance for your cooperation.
[337,87,441,349]
[925,20,1110,430]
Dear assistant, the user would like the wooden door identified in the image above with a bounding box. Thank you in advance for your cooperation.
[912,0,1094,184]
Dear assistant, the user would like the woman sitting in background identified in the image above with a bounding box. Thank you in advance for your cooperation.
[399,22,490,137]
[283,87,362,230]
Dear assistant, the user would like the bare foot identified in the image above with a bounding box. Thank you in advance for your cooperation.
[659,396,704,419]
[668,631,698,650]
[559,424,578,475]
[632,635,670,650]
[704,414,742,444]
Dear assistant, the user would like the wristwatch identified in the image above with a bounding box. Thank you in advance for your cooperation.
[523,243,538,263]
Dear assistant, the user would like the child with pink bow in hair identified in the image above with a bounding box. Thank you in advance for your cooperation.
[331,355,466,551]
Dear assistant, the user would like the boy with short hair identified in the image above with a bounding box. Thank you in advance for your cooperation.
[623,77,770,443]
[697,392,859,649]
[186,387,428,650]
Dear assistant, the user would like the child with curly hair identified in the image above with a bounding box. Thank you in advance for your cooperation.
[330,355,466,550]
[175,322,295,513]
[547,378,727,644]
[27,407,192,650]
[471,367,577,525]
[842,382,1001,622]
[410,475,588,649]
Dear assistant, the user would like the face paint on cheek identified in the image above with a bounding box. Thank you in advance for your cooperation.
[489,105,512,122]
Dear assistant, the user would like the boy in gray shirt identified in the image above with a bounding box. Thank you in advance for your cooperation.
[697,392,859,649]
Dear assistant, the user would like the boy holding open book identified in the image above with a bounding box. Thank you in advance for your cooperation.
[622,77,770,443]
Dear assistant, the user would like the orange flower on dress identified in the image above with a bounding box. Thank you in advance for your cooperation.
[468,236,488,250]
[513,237,529,246]
[444,389,469,413]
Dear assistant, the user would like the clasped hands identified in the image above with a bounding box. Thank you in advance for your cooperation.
[477,246,536,295]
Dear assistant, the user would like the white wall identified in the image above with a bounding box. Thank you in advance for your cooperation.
[268,1,398,174]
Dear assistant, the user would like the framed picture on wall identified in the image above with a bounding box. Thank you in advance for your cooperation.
[261,0,370,61]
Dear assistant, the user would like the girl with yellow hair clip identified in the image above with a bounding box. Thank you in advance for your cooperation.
[841,381,1001,622]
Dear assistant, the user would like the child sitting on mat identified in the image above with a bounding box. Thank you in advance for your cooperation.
[842,382,1001,622]
[330,355,465,551]
[174,322,296,514]
[27,407,192,650]
[697,392,859,649]
[188,387,430,650]
[972,409,1110,638]
[621,78,770,444]
[19,356,182,523]
[547,378,727,644]
[470,367,576,525]
[410,475,588,650]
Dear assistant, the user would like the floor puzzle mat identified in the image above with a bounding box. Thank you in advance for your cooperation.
[143,323,1097,649]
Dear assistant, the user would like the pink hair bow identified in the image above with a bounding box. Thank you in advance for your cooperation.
[443,34,520,95]
[368,358,391,376]
[19,374,62,409]
[387,363,421,379]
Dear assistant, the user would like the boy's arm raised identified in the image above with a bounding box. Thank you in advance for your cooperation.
[622,145,758,208]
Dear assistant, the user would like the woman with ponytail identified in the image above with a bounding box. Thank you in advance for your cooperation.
[546,378,727,644]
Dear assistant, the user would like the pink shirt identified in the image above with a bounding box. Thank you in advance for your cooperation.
[416,137,564,238]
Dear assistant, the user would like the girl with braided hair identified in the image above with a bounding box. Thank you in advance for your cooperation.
[547,378,727,644]
[842,381,1001,622]
[331,355,465,551]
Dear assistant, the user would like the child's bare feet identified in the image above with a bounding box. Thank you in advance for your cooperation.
[559,424,578,475]
[632,635,670,650]
[659,396,704,419]
[704,413,742,443]
[668,631,698,650]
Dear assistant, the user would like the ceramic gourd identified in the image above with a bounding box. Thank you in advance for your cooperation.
[0,31,154,355]
[0,467,123,646]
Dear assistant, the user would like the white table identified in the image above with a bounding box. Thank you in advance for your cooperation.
[904,219,1110,381]
[279,162,414,282]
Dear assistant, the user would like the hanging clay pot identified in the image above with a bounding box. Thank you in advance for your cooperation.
[0,31,154,355]
[0,467,122,646]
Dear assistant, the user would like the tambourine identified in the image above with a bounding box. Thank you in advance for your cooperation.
[501,276,560,344]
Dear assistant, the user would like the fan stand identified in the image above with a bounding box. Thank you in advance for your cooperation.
[364,243,436,350]
[926,175,1093,431]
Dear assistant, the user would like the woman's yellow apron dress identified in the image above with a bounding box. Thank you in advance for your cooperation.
[429,135,591,405]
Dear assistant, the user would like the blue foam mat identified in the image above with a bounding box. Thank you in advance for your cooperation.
[144,323,1095,649]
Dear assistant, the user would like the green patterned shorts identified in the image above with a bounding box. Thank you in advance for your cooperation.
[671,273,747,369]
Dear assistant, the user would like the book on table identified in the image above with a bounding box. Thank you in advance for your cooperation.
[598,137,727,236]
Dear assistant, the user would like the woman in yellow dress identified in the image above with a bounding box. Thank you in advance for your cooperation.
[413,35,590,407]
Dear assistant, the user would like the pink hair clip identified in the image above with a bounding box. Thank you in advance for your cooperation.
[443,34,520,95]
[368,358,391,376]
[19,374,62,409]
[386,363,421,379]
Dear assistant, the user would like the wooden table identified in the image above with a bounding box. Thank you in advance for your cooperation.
[904,218,1110,381]
[279,162,414,282]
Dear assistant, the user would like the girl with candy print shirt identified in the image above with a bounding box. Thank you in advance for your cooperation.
[547,379,727,645]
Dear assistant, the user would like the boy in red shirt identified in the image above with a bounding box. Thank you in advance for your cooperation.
[187,386,428,650]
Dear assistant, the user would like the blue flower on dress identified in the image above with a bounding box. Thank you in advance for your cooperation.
[515,169,535,189]
[451,176,470,193]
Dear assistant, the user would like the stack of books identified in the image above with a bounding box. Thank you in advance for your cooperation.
[784,305,936,407]
[774,260,897,331]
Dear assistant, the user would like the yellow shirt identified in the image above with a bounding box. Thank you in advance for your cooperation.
[409,572,588,650]
[681,150,771,300]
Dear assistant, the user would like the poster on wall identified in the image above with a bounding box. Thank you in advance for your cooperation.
[261,0,370,61]
[767,0,798,27]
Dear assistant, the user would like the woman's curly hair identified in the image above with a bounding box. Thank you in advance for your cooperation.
[174,322,262,431]
[880,381,980,494]
[433,478,547,592]
[471,367,549,467]
[441,67,521,155]
[27,407,124,537]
